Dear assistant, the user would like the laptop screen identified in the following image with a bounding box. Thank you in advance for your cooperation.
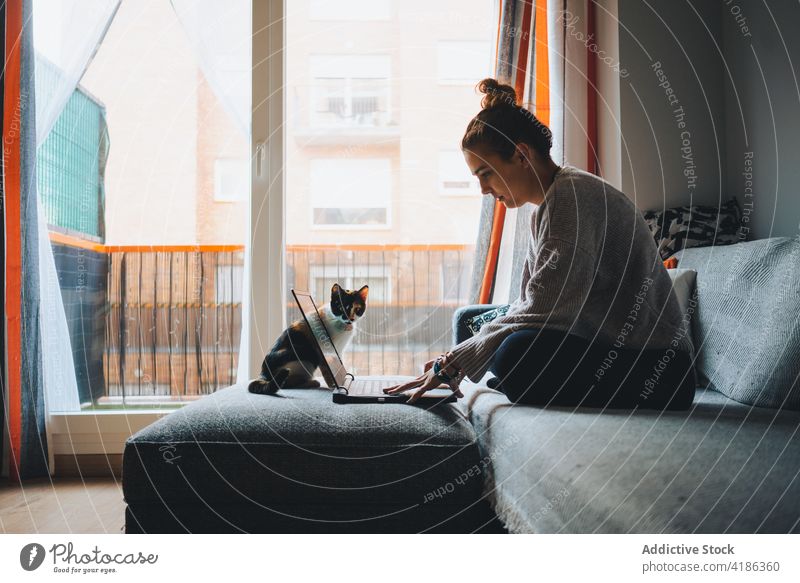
[291,289,348,388]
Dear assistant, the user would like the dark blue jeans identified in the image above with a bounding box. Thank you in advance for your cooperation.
[451,307,695,410]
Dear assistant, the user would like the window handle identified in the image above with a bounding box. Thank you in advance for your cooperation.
[255,141,266,177]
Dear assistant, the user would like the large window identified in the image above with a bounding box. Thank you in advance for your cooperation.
[286,1,493,376]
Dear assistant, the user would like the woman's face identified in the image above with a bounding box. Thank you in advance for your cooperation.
[462,143,545,207]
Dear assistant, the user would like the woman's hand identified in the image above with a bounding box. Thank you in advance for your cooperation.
[383,357,464,404]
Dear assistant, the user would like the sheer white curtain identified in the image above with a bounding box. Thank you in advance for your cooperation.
[171,0,251,135]
[171,0,252,382]
[170,0,253,384]
[32,0,120,420]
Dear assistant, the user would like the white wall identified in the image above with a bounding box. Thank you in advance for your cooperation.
[617,0,725,212]
[596,0,622,190]
[611,0,800,239]
[722,0,800,239]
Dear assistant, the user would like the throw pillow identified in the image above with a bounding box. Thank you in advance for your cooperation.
[676,238,800,410]
[643,198,743,260]
[464,304,511,336]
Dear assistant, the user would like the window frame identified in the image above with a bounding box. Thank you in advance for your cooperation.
[248,0,286,378]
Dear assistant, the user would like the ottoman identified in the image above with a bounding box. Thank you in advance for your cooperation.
[123,383,501,533]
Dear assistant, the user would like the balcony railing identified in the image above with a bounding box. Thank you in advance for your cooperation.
[310,80,392,128]
[287,244,474,377]
[54,239,475,407]
[103,246,245,405]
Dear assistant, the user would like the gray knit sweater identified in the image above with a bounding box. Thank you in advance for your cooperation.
[450,165,693,383]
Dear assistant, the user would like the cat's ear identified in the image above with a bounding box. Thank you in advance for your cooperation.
[357,285,369,301]
[331,282,342,298]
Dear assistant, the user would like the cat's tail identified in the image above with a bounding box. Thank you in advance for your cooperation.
[247,368,289,395]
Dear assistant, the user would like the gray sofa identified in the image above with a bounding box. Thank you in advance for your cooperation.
[455,237,800,533]
[123,381,502,533]
[123,237,800,533]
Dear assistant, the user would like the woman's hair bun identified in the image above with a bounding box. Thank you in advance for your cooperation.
[477,78,517,109]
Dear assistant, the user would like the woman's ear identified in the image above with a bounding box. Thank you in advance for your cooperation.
[515,142,533,167]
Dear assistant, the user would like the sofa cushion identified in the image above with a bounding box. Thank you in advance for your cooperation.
[677,238,800,409]
[123,383,483,515]
[643,198,743,259]
[458,382,800,533]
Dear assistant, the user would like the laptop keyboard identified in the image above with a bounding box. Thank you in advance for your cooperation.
[349,379,399,395]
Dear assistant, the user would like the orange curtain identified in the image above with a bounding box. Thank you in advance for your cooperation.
[2,0,49,481]
[478,0,549,303]
[3,0,25,483]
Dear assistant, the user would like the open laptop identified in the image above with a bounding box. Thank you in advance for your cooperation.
[291,289,457,405]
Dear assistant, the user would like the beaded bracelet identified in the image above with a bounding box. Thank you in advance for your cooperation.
[432,357,452,382]
[433,353,465,385]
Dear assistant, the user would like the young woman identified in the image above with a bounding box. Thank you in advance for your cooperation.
[384,78,695,410]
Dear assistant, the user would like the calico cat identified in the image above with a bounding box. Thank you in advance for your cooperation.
[248,283,369,394]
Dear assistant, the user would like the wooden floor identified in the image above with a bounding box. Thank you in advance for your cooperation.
[0,477,125,534]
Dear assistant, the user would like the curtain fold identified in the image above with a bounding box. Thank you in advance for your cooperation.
[471,0,597,306]
[470,0,540,305]
[0,0,6,480]
[508,0,559,301]
[168,0,252,384]
[556,0,594,169]
[33,1,120,423]
[2,0,48,480]
[33,1,120,145]
[2,0,119,479]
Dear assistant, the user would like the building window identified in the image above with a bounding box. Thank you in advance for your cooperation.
[309,55,391,128]
[310,158,391,227]
[310,265,390,305]
[309,0,391,21]
[437,41,492,84]
[438,150,480,196]
[214,158,249,202]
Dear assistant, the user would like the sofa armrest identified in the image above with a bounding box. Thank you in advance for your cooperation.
[452,304,505,345]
